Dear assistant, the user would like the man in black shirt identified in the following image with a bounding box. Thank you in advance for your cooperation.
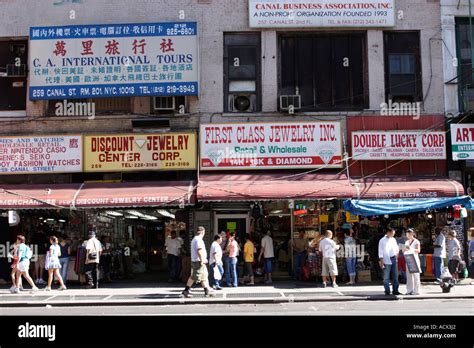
[31,229,48,285]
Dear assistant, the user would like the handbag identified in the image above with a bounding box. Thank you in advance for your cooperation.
[213,265,222,280]
[88,240,98,261]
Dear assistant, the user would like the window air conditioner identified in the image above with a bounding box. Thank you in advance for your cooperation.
[228,93,257,112]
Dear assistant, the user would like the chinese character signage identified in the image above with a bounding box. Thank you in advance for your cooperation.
[0,135,82,174]
[451,124,474,160]
[83,133,197,172]
[352,131,446,160]
[249,0,395,28]
[29,22,198,100]
[200,122,342,170]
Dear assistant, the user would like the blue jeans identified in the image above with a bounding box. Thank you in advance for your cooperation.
[434,256,443,280]
[383,257,399,294]
[59,257,69,284]
[167,254,180,280]
[346,257,356,277]
[210,263,224,288]
[226,257,238,287]
[293,252,305,280]
[264,258,273,274]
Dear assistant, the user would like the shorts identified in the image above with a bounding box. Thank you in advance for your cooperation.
[244,262,254,277]
[322,257,338,276]
[191,262,208,283]
[36,254,46,268]
[17,260,30,273]
[448,259,460,275]
[264,258,273,274]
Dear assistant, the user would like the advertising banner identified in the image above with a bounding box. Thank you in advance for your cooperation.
[352,131,446,160]
[84,133,197,172]
[249,0,395,28]
[29,22,198,100]
[200,122,342,170]
[451,124,474,161]
[0,135,82,174]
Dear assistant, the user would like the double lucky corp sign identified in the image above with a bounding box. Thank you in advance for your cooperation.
[200,122,342,170]
[29,22,198,100]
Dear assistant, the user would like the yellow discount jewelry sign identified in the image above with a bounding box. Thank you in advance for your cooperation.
[84,133,197,172]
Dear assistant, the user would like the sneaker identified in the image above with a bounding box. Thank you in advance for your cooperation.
[34,279,40,285]
[215,287,223,291]
[45,287,51,291]
[392,291,401,295]
[405,292,413,295]
[38,279,46,285]
[19,287,24,291]
[322,283,327,288]
[14,287,20,294]
[264,280,273,285]
[180,290,192,298]
[59,286,67,291]
[9,286,16,292]
[248,282,255,285]
[204,290,216,298]
[384,292,391,295]
[332,283,339,288]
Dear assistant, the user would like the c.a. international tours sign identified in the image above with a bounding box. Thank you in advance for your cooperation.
[451,124,474,161]
[200,122,342,170]
[84,133,197,172]
[0,135,82,174]
[249,0,395,28]
[29,22,198,100]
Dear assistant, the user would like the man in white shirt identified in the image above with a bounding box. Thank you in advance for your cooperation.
[180,226,215,298]
[165,231,181,282]
[84,231,103,289]
[318,230,341,288]
[258,231,274,284]
[433,227,446,281]
[378,229,401,295]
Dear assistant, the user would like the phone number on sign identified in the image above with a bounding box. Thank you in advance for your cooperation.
[166,85,196,94]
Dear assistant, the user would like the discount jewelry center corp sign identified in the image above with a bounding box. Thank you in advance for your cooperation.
[249,0,395,28]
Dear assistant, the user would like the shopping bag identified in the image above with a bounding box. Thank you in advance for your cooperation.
[213,265,222,280]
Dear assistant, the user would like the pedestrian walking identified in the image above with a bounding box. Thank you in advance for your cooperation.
[31,229,48,286]
[209,234,224,290]
[165,231,182,282]
[45,236,67,291]
[84,231,102,289]
[344,229,357,285]
[319,230,341,288]
[433,227,446,282]
[180,226,215,298]
[12,235,38,293]
[404,229,421,295]
[8,239,22,292]
[243,233,255,285]
[378,228,401,295]
[58,235,71,286]
[446,230,462,283]
[292,230,308,281]
[259,231,275,284]
[225,232,239,287]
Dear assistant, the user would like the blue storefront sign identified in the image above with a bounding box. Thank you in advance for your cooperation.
[29,22,199,100]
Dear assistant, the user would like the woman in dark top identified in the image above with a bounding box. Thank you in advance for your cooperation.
[58,235,71,285]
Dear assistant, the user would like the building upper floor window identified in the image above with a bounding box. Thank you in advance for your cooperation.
[279,33,368,112]
[224,33,261,113]
[384,31,422,104]
[456,18,474,112]
[0,40,27,111]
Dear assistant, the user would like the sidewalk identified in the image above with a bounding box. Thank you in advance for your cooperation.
[0,279,472,307]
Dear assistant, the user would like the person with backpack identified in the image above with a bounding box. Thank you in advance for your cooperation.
[45,236,67,291]
[84,231,103,288]
[12,235,38,293]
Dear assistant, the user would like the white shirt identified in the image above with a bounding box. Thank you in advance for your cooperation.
[261,235,274,258]
[433,233,446,258]
[191,236,207,263]
[378,236,399,265]
[319,238,339,259]
[209,241,223,265]
[165,237,181,257]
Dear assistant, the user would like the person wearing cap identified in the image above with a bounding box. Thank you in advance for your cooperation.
[84,231,103,289]
[404,229,421,295]
[447,230,461,283]
[180,226,215,298]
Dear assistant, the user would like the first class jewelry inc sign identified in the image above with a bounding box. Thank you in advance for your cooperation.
[249,0,395,28]
[200,122,342,170]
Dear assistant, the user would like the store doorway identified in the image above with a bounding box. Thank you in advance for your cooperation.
[214,214,250,241]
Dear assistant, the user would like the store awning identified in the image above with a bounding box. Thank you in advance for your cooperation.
[74,181,195,209]
[0,184,82,209]
[343,196,474,216]
[197,173,353,202]
[351,178,465,200]
[0,181,195,210]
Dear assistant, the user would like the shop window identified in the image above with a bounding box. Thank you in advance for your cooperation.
[384,31,422,103]
[152,96,188,115]
[47,97,131,116]
[0,40,27,110]
[279,33,367,111]
[224,33,261,113]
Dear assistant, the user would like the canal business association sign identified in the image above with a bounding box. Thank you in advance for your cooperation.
[29,22,198,100]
